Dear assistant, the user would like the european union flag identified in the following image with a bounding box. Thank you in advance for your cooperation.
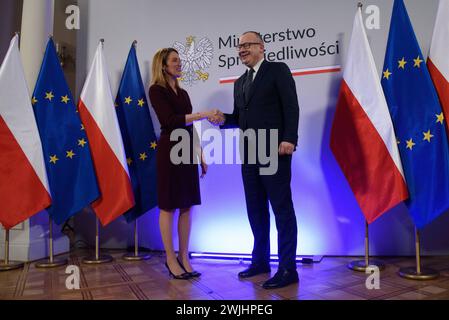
[381,0,449,229]
[115,43,157,222]
[32,39,99,225]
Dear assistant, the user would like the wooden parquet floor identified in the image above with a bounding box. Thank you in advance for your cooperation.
[2,250,449,300]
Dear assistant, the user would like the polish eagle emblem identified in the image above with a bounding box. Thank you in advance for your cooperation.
[173,36,213,86]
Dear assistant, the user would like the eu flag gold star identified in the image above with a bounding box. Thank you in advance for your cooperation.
[139,152,147,161]
[383,69,392,80]
[32,97,38,105]
[414,56,423,68]
[137,99,145,107]
[81,124,85,131]
[124,97,132,105]
[423,130,434,142]
[436,112,445,124]
[50,155,59,164]
[66,150,76,159]
[150,141,157,149]
[398,58,407,69]
[78,138,87,147]
[45,91,54,101]
[406,139,416,150]
[61,95,70,104]
[127,158,132,166]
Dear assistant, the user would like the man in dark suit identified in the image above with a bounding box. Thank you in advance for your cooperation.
[213,31,300,289]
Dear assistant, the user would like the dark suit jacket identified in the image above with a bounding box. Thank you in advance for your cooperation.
[221,60,299,146]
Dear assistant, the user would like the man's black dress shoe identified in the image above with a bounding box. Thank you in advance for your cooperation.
[262,269,298,289]
[238,264,271,278]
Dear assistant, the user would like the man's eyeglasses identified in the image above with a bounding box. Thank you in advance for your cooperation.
[235,42,262,51]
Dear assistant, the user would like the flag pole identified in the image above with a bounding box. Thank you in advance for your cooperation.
[122,38,151,262]
[0,229,24,271]
[347,220,385,272]
[399,227,439,280]
[346,3,387,273]
[82,215,113,264]
[35,217,68,268]
[123,219,151,261]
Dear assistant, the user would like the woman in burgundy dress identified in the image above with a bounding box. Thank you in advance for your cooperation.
[149,48,222,279]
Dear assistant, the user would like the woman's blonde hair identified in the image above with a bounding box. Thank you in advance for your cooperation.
[151,48,180,88]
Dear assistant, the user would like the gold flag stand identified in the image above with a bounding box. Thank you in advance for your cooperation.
[0,229,24,271]
[35,217,68,268]
[123,219,151,261]
[348,221,385,272]
[82,217,113,264]
[398,227,439,280]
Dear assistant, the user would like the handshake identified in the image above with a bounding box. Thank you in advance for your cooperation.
[201,109,225,126]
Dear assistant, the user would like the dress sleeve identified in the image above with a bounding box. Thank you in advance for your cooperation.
[149,85,186,129]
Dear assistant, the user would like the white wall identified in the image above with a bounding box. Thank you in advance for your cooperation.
[74,0,449,256]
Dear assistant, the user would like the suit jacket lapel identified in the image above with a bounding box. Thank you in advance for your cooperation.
[234,72,245,105]
[246,60,268,104]
[239,72,247,99]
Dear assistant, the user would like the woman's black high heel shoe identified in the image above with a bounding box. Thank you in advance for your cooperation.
[164,262,191,280]
[177,258,201,278]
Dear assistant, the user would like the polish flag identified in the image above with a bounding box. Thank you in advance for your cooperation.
[330,8,408,223]
[78,42,134,226]
[428,0,449,134]
[0,35,51,230]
